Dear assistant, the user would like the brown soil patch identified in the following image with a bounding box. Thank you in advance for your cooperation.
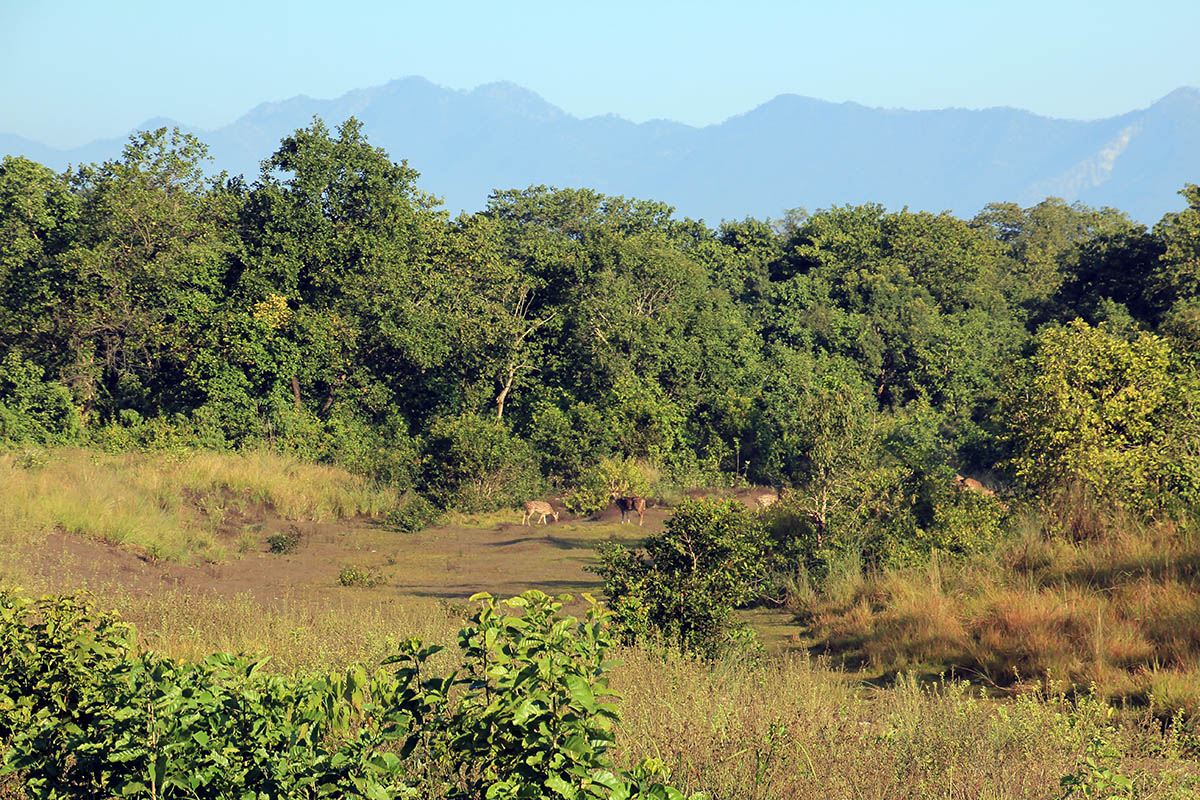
[11,505,665,608]
[6,488,798,650]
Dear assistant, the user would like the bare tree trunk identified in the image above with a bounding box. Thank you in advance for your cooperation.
[496,365,517,419]
[319,374,347,417]
[291,375,302,412]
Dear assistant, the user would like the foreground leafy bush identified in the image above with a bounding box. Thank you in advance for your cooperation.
[0,589,698,799]
[0,592,411,798]
[592,498,766,657]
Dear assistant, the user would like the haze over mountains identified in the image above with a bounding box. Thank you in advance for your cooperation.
[4,76,1199,224]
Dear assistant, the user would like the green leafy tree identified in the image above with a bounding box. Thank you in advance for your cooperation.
[236,116,451,431]
[972,198,1135,321]
[767,204,1022,415]
[0,157,79,371]
[751,349,880,542]
[1002,319,1200,514]
[1149,184,1200,335]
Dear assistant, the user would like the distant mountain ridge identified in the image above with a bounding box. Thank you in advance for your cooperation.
[4,77,1199,224]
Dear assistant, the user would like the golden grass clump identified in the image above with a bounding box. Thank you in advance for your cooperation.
[0,447,402,563]
[797,513,1200,717]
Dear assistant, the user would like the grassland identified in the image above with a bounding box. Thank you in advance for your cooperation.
[0,447,403,563]
[3,448,1200,798]
[793,512,1200,719]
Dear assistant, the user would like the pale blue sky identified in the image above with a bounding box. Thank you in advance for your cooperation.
[3,0,1198,148]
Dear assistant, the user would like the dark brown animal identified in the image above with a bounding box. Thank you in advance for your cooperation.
[613,495,646,526]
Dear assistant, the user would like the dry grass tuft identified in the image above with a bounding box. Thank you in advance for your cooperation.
[612,647,1200,799]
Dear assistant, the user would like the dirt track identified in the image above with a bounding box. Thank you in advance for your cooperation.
[9,487,797,648]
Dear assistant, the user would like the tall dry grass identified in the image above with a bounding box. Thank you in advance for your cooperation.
[0,447,402,563]
[611,647,1200,799]
[123,589,463,673]
[795,514,1200,717]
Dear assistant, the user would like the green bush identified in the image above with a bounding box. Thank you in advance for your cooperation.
[591,498,766,657]
[88,410,229,454]
[527,399,616,485]
[0,591,409,799]
[564,456,655,515]
[421,412,544,512]
[337,565,385,587]
[385,492,441,533]
[266,526,302,554]
[0,589,699,800]
[0,352,81,446]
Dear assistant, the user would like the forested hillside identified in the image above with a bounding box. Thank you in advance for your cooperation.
[3,117,1200,563]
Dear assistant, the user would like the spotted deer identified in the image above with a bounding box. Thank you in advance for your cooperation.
[612,495,646,526]
[954,474,996,497]
[755,492,778,509]
[521,500,559,525]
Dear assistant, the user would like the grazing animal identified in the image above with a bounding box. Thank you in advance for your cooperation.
[521,500,559,525]
[755,492,778,509]
[613,495,647,526]
[954,474,996,497]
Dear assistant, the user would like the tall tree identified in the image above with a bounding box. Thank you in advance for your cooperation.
[56,128,234,419]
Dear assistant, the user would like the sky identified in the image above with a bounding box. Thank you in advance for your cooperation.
[3,0,1199,149]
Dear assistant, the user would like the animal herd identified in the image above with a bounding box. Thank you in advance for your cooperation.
[520,475,996,527]
[520,492,646,526]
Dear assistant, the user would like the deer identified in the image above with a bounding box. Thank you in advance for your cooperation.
[521,500,559,525]
[954,474,995,497]
[611,494,646,526]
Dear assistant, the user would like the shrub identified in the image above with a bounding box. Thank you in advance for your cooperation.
[564,456,655,515]
[266,526,302,554]
[421,413,544,512]
[337,565,385,587]
[0,352,81,446]
[591,498,767,657]
[385,492,440,533]
[0,589,699,800]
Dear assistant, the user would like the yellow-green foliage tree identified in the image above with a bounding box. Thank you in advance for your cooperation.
[1003,319,1200,514]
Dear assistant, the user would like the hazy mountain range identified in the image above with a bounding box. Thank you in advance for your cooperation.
[4,77,1199,224]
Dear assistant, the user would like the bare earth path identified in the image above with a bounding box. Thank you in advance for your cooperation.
[7,489,798,650]
[13,504,664,606]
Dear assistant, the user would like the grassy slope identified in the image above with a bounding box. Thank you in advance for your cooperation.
[0,448,402,563]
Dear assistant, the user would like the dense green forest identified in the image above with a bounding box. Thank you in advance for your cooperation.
[3,118,1199,567]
